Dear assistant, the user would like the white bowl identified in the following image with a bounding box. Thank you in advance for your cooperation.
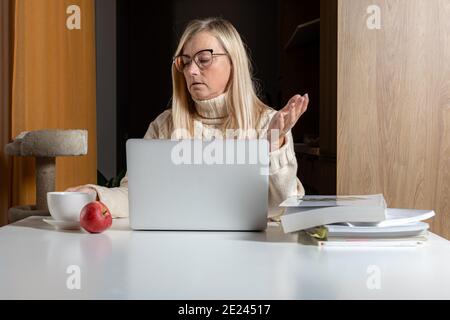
[47,192,96,222]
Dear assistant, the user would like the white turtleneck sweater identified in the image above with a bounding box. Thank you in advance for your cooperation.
[86,93,305,219]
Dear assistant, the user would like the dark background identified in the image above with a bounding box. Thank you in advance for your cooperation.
[96,0,324,193]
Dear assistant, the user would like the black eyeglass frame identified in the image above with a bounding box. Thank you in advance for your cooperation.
[173,49,228,72]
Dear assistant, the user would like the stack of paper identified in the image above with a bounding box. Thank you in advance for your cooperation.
[279,194,435,247]
[307,218,431,247]
[279,194,387,233]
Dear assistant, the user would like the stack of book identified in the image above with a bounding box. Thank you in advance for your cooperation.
[279,194,435,247]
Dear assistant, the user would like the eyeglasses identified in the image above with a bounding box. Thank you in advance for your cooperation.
[173,49,228,73]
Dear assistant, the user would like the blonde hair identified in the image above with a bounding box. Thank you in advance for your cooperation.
[171,17,268,139]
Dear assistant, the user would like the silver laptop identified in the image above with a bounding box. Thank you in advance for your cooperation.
[126,139,269,231]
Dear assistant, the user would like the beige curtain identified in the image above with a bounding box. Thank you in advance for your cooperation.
[0,0,14,226]
[10,0,97,213]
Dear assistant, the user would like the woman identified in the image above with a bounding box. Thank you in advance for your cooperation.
[68,17,309,219]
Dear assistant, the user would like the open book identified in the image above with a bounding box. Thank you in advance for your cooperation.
[279,194,387,233]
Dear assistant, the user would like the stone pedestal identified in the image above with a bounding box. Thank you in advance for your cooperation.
[5,130,88,223]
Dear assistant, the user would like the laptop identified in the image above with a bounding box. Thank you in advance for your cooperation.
[126,139,269,231]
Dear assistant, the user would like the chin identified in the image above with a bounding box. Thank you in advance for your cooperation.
[191,92,208,100]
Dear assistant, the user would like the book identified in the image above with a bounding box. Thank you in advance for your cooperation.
[316,237,428,248]
[297,229,428,247]
[346,208,435,227]
[328,221,429,237]
[299,209,435,247]
[279,194,387,233]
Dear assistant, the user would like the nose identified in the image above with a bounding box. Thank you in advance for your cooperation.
[186,61,200,76]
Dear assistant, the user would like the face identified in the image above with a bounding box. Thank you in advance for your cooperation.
[180,31,232,100]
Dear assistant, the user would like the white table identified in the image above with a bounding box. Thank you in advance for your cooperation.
[1,216,450,299]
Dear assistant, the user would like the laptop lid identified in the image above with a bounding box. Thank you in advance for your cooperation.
[126,139,269,231]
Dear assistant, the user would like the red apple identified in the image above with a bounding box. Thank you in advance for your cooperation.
[80,201,112,233]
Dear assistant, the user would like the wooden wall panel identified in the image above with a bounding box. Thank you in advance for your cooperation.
[0,0,13,226]
[337,0,450,238]
[11,0,97,211]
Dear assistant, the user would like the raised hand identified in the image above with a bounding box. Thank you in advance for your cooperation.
[267,93,309,151]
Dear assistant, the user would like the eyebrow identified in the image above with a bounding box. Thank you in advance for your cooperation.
[179,48,212,58]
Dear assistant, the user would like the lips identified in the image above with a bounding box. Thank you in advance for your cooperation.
[191,82,204,87]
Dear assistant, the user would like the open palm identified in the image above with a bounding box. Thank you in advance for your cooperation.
[267,94,309,151]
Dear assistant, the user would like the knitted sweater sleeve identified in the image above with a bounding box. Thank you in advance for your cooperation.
[263,110,305,219]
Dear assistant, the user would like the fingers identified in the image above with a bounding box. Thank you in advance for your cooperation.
[282,95,299,115]
[281,93,310,131]
[300,94,309,115]
[65,186,79,192]
[65,186,95,195]
[286,94,301,108]
[284,94,307,115]
[292,97,302,120]
[268,93,310,138]
[80,187,97,196]
[292,94,309,120]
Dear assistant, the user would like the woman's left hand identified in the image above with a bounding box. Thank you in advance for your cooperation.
[267,93,309,152]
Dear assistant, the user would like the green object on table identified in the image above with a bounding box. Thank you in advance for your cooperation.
[306,226,328,240]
